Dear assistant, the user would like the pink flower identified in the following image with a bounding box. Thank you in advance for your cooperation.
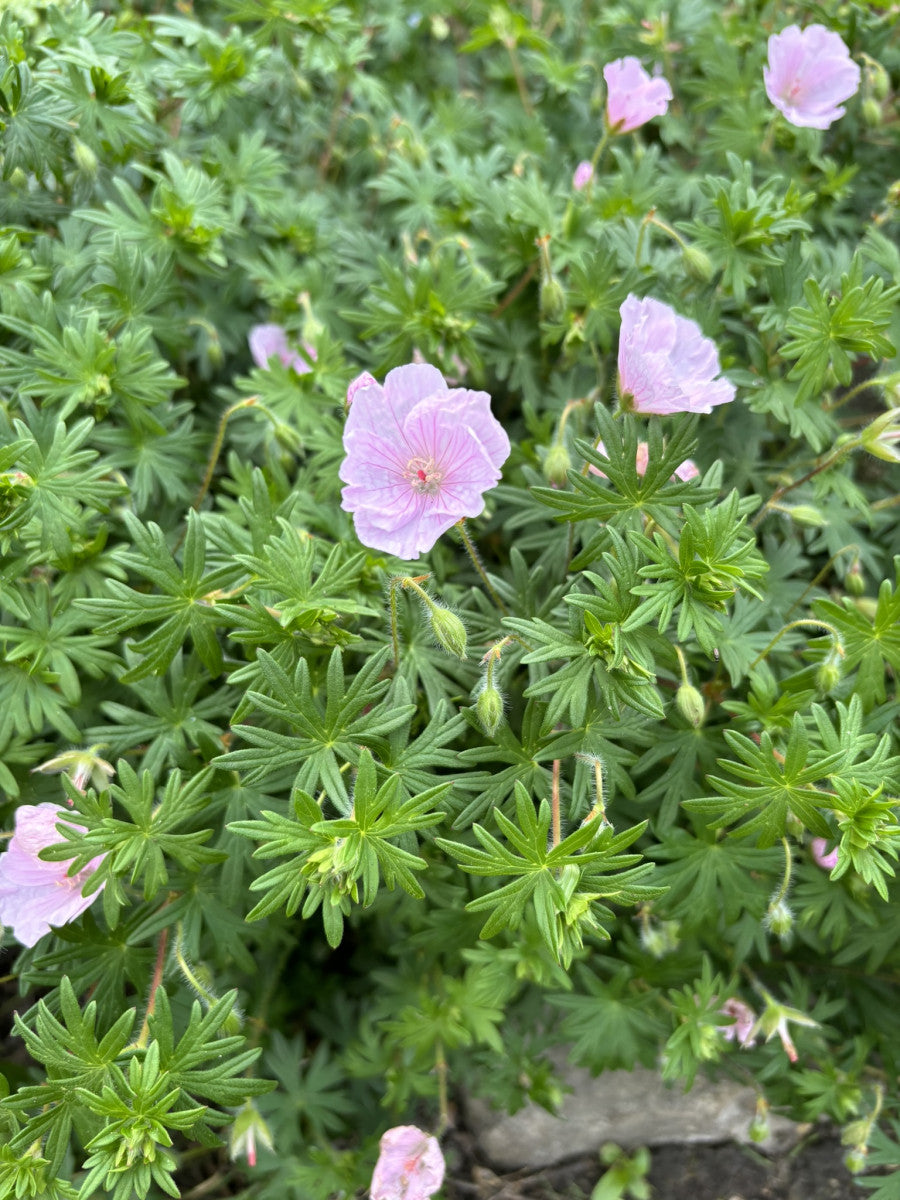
[811,838,839,870]
[573,160,594,190]
[590,440,699,481]
[0,804,105,947]
[617,295,736,416]
[717,998,757,1047]
[339,363,510,559]
[604,57,672,133]
[249,324,315,374]
[764,25,860,129]
[370,1126,445,1200]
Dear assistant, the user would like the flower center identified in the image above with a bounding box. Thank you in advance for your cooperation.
[406,456,444,495]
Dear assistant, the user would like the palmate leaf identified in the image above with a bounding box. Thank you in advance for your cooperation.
[216,646,414,810]
[533,410,716,532]
[231,518,375,627]
[812,559,900,708]
[228,749,448,946]
[77,509,238,680]
[438,783,659,965]
[686,713,845,844]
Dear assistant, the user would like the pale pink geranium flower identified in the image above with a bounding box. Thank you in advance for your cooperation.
[604,57,672,133]
[0,803,105,947]
[590,440,699,482]
[573,160,594,191]
[764,25,860,129]
[370,1126,445,1200]
[617,295,736,416]
[811,838,839,870]
[340,363,510,559]
[717,997,757,1047]
[249,323,315,374]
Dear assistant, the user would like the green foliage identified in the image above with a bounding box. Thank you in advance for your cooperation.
[0,0,898,1196]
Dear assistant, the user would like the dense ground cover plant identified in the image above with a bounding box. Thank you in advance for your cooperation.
[0,0,898,1196]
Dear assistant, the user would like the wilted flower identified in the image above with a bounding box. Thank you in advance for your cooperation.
[0,804,105,947]
[32,744,115,796]
[590,439,699,481]
[340,363,510,559]
[370,1126,445,1200]
[229,1100,274,1168]
[811,838,840,871]
[604,57,673,133]
[751,991,818,1064]
[763,25,860,130]
[617,295,736,416]
[718,997,757,1047]
[249,323,315,374]
[573,160,593,190]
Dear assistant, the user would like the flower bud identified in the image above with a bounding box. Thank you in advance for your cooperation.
[429,606,467,660]
[844,1147,868,1175]
[572,160,593,191]
[72,137,99,176]
[862,98,882,127]
[543,441,571,485]
[845,559,864,596]
[867,60,890,102]
[676,683,705,728]
[816,659,842,694]
[784,504,827,527]
[539,276,566,321]
[765,897,793,938]
[682,244,714,283]
[476,683,504,736]
[229,1100,274,1168]
[749,1110,770,1144]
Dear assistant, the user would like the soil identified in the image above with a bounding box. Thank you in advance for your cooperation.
[442,1129,865,1199]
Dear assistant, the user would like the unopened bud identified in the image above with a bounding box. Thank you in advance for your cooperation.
[682,244,714,283]
[543,441,571,485]
[749,1111,770,1144]
[765,897,793,937]
[72,137,98,176]
[845,559,864,596]
[676,683,705,728]
[816,659,842,694]
[844,1147,868,1175]
[867,60,890,102]
[539,276,566,321]
[784,504,827,527]
[429,606,467,660]
[430,14,450,38]
[862,98,882,127]
[476,683,504,736]
[852,596,878,620]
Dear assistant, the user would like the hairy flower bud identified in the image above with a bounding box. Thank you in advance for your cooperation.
[845,1147,868,1175]
[682,244,714,283]
[676,683,705,728]
[429,606,467,660]
[543,441,571,485]
[816,659,842,694]
[784,504,827,527]
[476,683,504,736]
[72,137,99,176]
[765,897,793,937]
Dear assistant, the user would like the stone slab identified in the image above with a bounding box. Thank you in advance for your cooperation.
[466,1059,803,1170]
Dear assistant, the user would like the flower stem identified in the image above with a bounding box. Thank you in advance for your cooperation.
[749,619,844,671]
[773,837,793,907]
[136,925,170,1049]
[389,576,401,669]
[751,439,860,529]
[434,1038,450,1137]
[456,519,508,614]
[551,758,561,848]
[505,41,533,116]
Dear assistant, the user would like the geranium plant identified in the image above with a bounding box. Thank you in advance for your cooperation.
[0,1,898,1198]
